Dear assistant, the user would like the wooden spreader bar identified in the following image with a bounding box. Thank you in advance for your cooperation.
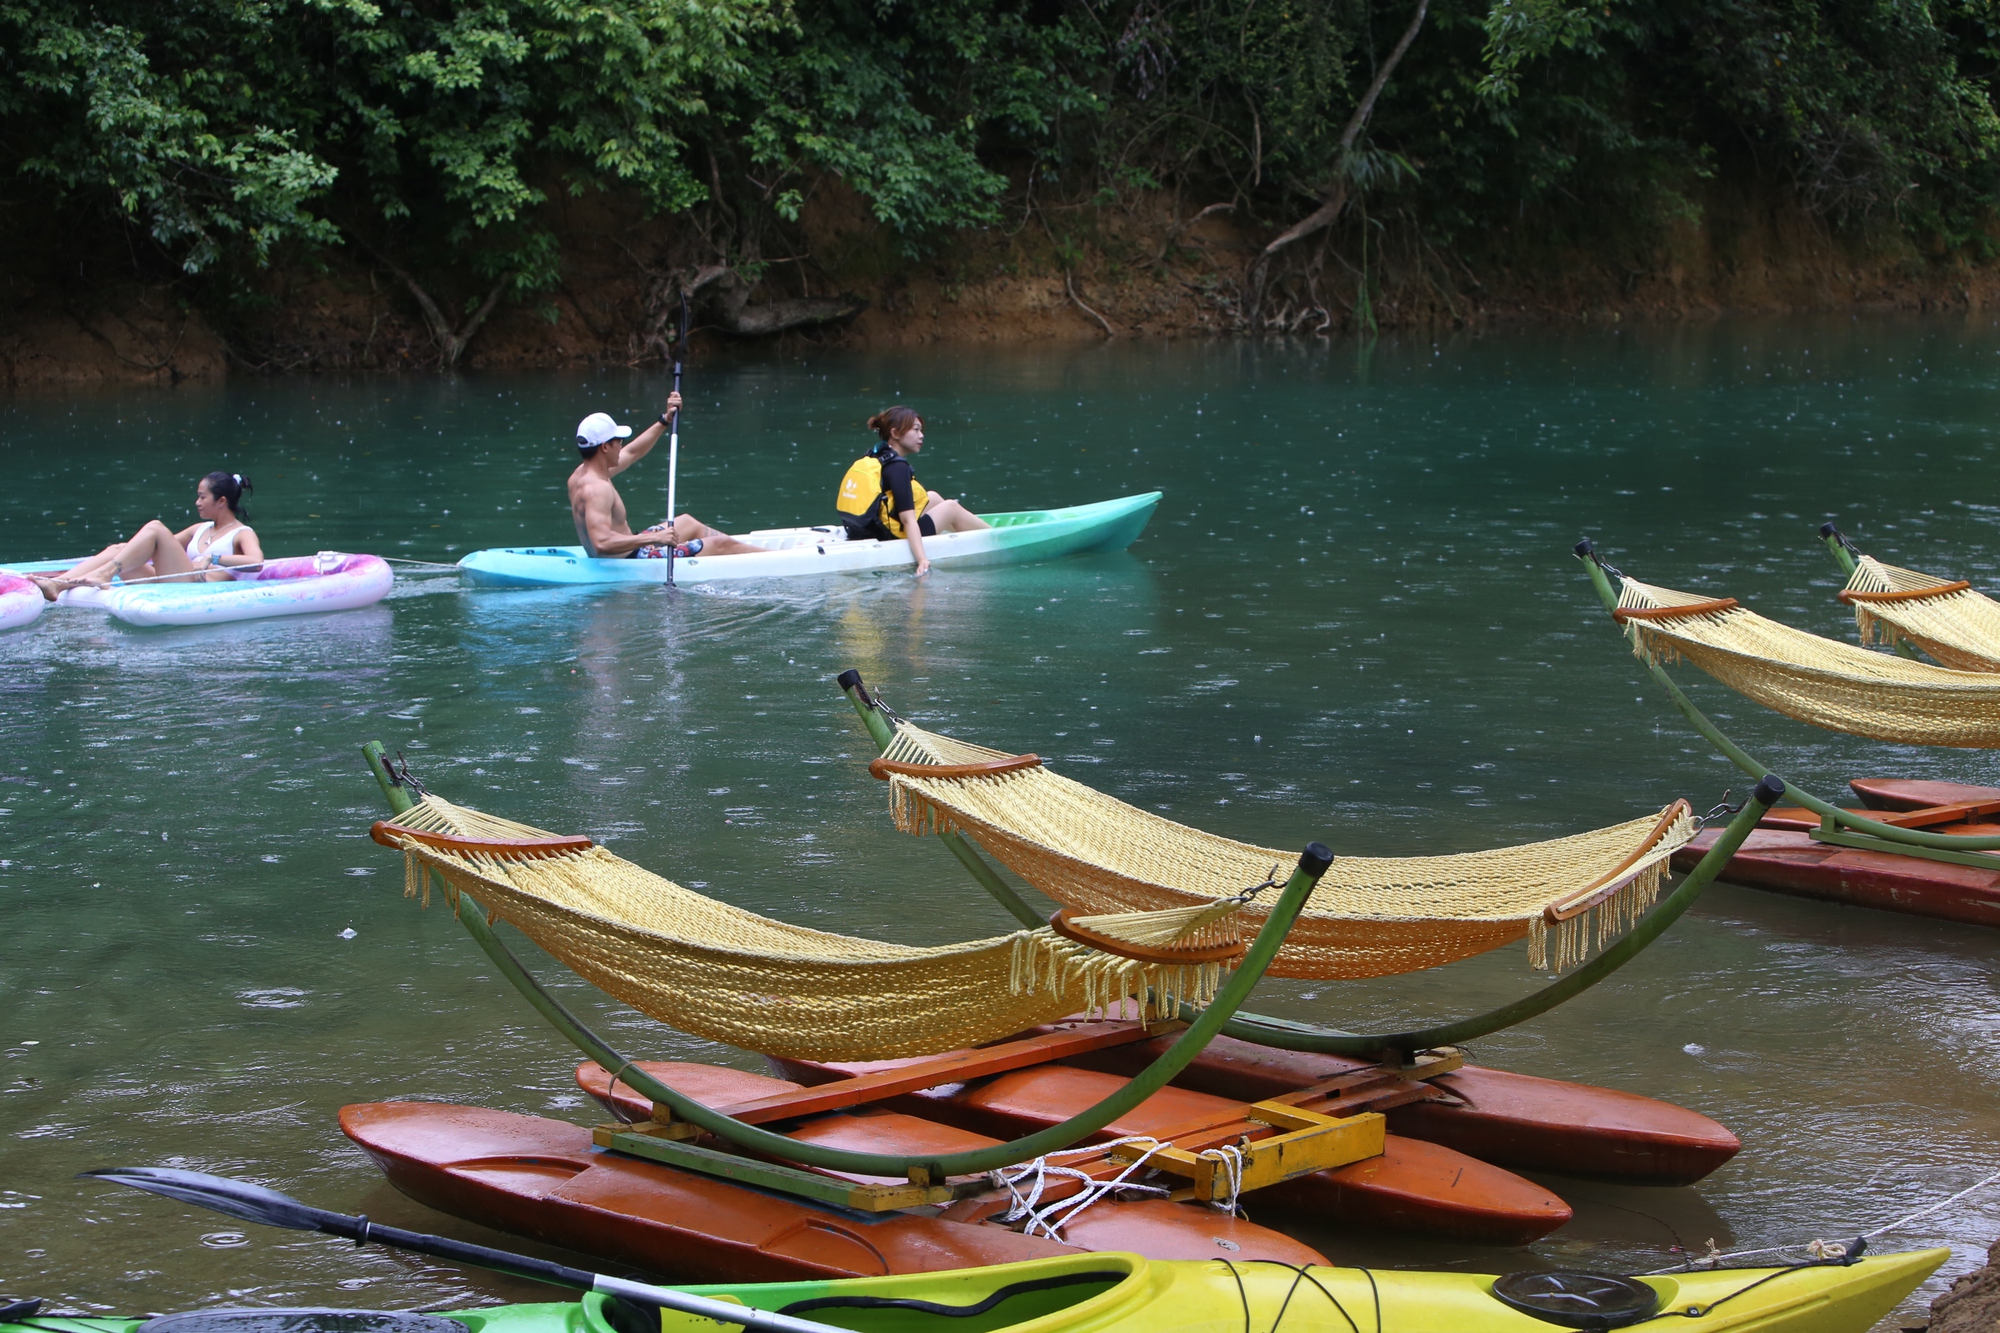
[370,821,594,859]
[868,754,1043,781]
[1612,598,1739,623]
[1839,580,1971,604]
[1543,800,1691,923]
[1049,908,1248,965]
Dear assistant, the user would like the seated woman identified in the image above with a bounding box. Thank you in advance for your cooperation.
[34,471,263,601]
[835,406,988,576]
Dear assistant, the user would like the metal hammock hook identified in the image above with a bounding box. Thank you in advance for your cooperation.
[872,690,907,724]
[1696,790,1744,830]
[1822,522,1864,561]
[382,750,429,799]
[1222,864,1284,905]
[1578,540,1627,581]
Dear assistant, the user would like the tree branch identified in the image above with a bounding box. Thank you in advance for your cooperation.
[1066,272,1117,337]
[342,227,508,368]
[451,278,509,364]
[1245,0,1429,321]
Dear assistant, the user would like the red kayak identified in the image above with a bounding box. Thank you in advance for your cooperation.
[343,1061,1329,1283]
[1050,1031,1738,1186]
[600,1051,1572,1246]
[1849,777,2000,812]
[1671,779,2000,927]
[748,1022,1736,1189]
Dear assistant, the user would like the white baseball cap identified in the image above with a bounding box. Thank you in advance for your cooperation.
[575,412,633,449]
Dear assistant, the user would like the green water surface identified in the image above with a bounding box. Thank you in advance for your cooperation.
[3,317,1998,1324]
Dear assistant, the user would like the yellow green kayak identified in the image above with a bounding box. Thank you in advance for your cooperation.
[4,1247,1946,1333]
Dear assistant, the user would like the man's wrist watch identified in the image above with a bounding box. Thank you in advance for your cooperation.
[660,411,674,428]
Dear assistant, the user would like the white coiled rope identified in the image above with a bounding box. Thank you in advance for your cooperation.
[988,1136,1176,1240]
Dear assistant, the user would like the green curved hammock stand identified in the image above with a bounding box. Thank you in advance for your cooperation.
[362,741,1328,1205]
[834,672,1781,1059]
[1578,540,2000,872]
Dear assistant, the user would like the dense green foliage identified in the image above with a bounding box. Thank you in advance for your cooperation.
[5,0,2000,333]
[0,0,772,293]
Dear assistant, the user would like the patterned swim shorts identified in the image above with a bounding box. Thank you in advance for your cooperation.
[634,522,672,559]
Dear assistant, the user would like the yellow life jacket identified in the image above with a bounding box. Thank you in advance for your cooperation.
[836,448,928,538]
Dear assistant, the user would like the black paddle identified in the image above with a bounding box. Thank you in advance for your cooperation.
[82,1168,846,1333]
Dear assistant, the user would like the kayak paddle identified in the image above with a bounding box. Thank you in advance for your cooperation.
[665,292,690,579]
[83,1166,847,1333]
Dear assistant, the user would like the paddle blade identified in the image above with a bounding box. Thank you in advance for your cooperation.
[83,1167,335,1233]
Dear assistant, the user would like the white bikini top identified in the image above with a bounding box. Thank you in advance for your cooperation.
[187,521,245,563]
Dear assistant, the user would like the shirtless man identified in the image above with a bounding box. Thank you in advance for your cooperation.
[568,393,765,559]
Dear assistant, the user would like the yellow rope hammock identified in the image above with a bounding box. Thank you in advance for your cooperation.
[1613,574,2000,748]
[1841,554,2000,673]
[374,794,1256,1062]
[874,723,1695,978]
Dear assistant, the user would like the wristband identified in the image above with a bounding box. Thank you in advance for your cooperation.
[660,411,675,429]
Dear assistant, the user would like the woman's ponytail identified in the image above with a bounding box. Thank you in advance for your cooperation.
[867,405,921,441]
[203,470,253,519]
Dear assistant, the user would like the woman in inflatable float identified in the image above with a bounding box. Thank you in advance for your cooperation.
[33,471,263,601]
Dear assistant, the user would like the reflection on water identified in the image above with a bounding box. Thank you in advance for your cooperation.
[3,318,1999,1326]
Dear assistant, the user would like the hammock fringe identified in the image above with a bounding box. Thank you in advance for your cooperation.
[1525,860,1668,971]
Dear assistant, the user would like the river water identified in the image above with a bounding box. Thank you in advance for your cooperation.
[4,317,1999,1326]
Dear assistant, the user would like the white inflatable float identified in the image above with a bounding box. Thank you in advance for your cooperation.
[0,574,45,631]
[0,553,392,626]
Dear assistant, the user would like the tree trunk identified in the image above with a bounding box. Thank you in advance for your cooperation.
[395,270,509,368]
[639,266,865,354]
[702,268,866,337]
[345,228,511,369]
[1244,0,1429,324]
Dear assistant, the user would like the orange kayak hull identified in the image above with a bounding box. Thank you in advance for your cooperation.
[340,1100,1065,1283]
[757,1057,1571,1245]
[1849,777,2000,810]
[1675,823,2000,927]
[1677,779,2000,928]
[1059,1031,1739,1186]
[344,1065,1328,1280]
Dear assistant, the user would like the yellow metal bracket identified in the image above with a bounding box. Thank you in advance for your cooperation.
[1107,1104,1386,1202]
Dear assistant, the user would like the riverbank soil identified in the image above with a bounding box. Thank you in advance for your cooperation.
[4,178,1995,386]
[1928,1237,2000,1331]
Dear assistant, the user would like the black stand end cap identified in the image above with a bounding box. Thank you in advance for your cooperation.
[1752,775,1787,806]
[1574,538,1596,559]
[1818,521,1839,539]
[836,669,864,691]
[1299,842,1334,877]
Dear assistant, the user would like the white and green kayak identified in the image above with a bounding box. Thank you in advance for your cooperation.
[456,492,1160,588]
